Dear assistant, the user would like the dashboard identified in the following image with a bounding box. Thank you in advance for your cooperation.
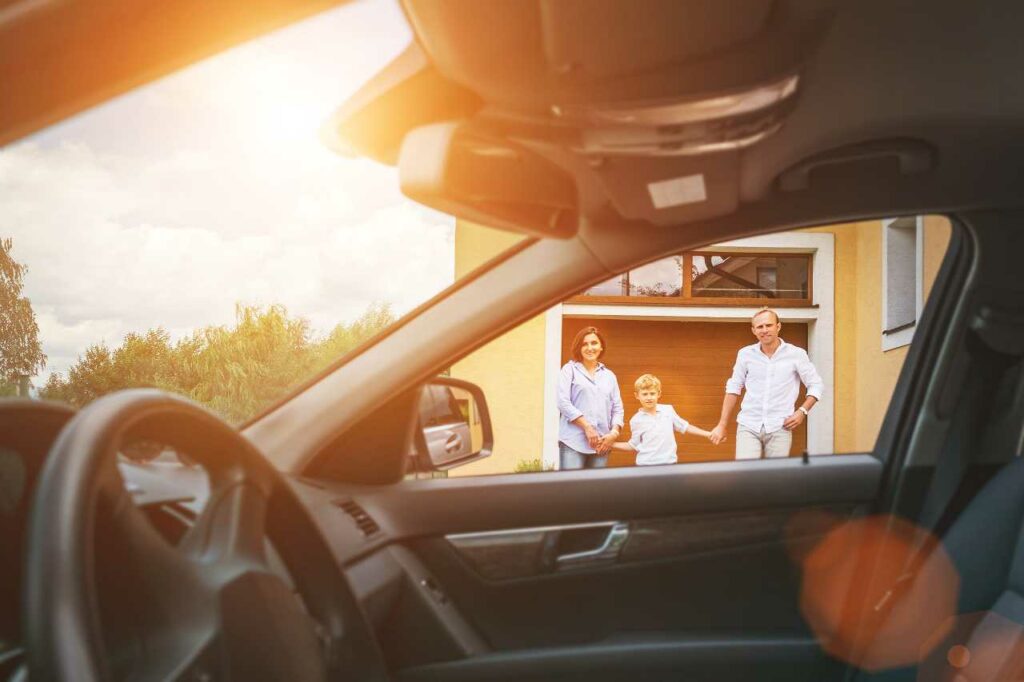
[1,399,477,679]
[0,401,75,678]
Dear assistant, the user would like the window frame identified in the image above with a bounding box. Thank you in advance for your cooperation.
[881,216,924,350]
[569,250,814,307]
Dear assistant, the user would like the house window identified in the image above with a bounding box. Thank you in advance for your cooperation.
[576,252,811,306]
[882,216,923,350]
[690,253,809,301]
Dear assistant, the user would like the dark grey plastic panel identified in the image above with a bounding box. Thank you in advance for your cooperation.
[446,506,856,581]
[348,454,881,543]
[395,635,843,682]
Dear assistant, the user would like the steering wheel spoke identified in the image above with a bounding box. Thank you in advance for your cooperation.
[180,480,269,569]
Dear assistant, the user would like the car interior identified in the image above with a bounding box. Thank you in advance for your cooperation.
[3,1,1024,681]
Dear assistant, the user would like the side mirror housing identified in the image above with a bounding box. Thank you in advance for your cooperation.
[413,376,493,473]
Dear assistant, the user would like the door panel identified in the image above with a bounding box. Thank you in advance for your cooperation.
[445,507,855,581]
[396,637,843,682]
[353,455,881,681]
[415,507,854,650]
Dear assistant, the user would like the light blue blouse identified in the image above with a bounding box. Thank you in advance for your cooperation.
[557,361,625,454]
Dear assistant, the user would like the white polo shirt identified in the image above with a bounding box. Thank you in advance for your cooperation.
[725,339,824,434]
[628,404,690,466]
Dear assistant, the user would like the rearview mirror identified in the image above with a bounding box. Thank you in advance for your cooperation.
[413,376,493,473]
[399,121,580,239]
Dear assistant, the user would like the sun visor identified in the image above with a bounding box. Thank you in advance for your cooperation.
[399,122,579,239]
[322,43,483,165]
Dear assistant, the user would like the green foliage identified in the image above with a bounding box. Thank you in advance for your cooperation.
[40,302,395,423]
[313,302,395,372]
[0,238,46,390]
[513,458,554,473]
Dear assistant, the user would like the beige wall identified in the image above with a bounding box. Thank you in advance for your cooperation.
[451,220,547,475]
[808,217,951,452]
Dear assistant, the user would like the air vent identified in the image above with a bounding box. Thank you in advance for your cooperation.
[335,499,381,538]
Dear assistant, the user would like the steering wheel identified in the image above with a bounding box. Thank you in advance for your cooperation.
[23,389,388,681]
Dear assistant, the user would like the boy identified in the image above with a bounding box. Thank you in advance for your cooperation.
[613,374,715,466]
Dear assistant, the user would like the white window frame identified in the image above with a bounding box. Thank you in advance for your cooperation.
[881,216,924,351]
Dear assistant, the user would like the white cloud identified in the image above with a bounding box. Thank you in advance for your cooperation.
[0,0,456,384]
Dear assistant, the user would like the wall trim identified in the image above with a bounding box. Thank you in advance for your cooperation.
[542,304,564,470]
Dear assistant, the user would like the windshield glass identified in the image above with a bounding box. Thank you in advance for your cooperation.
[0,0,515,423]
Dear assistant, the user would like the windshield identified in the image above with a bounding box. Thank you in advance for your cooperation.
[0,0,515,423]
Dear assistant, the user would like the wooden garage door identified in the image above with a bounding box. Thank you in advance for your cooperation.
[561,318,808,466]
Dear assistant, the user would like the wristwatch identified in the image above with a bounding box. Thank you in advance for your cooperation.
[798,406,810,416]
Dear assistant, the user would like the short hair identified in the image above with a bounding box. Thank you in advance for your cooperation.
[570,326,607,362]
[751,308,780,325]
[634,373,662,393]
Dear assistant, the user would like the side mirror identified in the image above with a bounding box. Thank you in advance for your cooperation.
[413,377,492,472]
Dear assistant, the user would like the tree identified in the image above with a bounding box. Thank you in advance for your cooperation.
[174,303,316,422]
[41,301,396,423]
[313,302,395,371]
[40,330,173,407]
[0,238,46,393]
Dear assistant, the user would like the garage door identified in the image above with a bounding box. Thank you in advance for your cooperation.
[561,318,809,466]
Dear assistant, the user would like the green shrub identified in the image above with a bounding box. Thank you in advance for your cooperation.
[514,458,554,473]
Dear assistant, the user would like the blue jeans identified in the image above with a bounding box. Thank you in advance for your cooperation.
[559,442,608,470]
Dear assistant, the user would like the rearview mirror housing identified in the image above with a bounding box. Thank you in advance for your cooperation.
[399,122,580,239]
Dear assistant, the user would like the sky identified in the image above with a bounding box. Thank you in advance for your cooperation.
[0,0,455,384]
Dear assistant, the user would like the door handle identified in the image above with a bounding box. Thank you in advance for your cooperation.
[444,432,463,453]
[555,522,630,568]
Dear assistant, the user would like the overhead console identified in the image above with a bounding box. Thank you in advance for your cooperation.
[324,0,837,237]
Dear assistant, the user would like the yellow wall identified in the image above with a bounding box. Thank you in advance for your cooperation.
[808,221,860,453]
[451,220,547,475]
[808,217,951,452]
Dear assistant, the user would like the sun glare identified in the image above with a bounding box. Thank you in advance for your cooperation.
[194,48,332,154]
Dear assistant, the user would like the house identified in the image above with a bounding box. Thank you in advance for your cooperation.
[451,216,952,475]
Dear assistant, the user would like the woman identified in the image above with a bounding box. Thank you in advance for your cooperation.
[557,326,625,469]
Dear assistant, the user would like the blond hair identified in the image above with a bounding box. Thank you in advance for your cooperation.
[634,373,662,393]
[752,307,780,324]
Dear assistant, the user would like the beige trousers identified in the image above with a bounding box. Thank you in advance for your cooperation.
[735,424,793,460]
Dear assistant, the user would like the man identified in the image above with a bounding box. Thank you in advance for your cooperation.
[709,309,823,459]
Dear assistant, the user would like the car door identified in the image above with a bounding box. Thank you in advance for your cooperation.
[295,215,969,682]
[366,457,876,682]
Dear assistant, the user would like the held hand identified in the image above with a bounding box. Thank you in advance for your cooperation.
[583,424,601,449]
[783,410,806,430]
[597,431,617,455]
[709,424,728,445]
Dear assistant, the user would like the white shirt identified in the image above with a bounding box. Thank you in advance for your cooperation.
[725,340,824,434]
[628,404,690,466]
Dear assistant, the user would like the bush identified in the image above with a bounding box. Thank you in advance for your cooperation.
[513,458,554,473]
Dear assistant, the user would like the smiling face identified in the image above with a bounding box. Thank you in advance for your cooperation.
[580,332,603,363]
[635,387,661,411]
[751,310,782,346]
